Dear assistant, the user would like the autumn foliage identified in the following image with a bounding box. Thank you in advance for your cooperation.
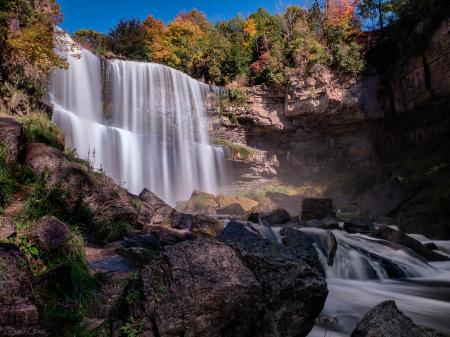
[327,0,359,29]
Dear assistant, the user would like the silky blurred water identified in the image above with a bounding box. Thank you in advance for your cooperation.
[50,36,228,205]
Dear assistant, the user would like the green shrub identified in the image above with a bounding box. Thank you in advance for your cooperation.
[89,218,133,243]
[19,112,65,150]
[121,317,144,337]
[0,142,16,214]
[333,41,365,76]
[19,173,72,225]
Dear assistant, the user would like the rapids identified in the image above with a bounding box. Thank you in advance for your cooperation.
[49,37,228,205]
[265,226,450,336]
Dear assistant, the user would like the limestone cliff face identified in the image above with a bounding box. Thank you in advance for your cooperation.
[211,17,449,174]
[390,18,450,113]
[210,17,450,236]
[210,66,382,181]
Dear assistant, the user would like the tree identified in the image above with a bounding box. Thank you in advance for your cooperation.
[73,29,109,54]
[176,9,212,33]
[108,19,148,60]
[357,0,395,29]
[0,0,69,114]
[151,14,205,72]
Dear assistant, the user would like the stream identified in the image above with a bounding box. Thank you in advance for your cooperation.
[262,226,450,336]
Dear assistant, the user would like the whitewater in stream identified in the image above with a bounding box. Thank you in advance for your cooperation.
[49,37,228,205]
[259,226,450,337]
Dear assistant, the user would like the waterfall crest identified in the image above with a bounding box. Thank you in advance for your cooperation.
[50,38,227,205]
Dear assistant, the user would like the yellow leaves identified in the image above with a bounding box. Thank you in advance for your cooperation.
[244,18,257,37]
[7,21,67,78]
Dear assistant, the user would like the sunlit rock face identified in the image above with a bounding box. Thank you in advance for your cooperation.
[50,36,228,205]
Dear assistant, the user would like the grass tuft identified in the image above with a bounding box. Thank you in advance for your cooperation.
[18,112,65,150]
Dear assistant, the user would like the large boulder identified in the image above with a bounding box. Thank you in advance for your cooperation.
[301,198,335,221]
[372,225,448,262]
[141,239,264,337]
[0,116,22,161]
[351,300,444,337]
[25,216,70,250]
[137,188,175,230]
[219,221,328,337]
[183,190,259,216]
[281,226,325,270]
[184,190,219,213]
[0,244,46,337]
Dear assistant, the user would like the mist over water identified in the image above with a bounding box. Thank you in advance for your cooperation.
[50,38,228,205]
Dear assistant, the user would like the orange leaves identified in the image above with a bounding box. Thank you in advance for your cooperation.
[327,0,359,30]
[142,15,165,40]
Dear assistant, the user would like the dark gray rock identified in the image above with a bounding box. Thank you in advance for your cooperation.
[343,218,373,234]
[25,216,70,250]
[351,300,445,337]
[246,208,292,226]
[219,221,328,337]
[141,238,263,337]
[305,219,324,228]
[372,225,448,262]
[281,226,325,272]
[301,198,335,221]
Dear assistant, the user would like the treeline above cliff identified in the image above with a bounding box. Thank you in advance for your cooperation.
[75,2,364,85]
[73,0,448,87]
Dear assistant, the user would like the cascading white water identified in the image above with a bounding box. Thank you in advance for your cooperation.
[261,225,450,336]
[50,37,228,205]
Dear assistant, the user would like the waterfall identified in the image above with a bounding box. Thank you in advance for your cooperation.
[49,37,228,205]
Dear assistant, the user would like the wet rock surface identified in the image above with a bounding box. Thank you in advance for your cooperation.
[372,224,448,261]
[351,300,446,337]
[219,221,328,337]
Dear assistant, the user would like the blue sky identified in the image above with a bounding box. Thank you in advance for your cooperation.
[58,0,311,33]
